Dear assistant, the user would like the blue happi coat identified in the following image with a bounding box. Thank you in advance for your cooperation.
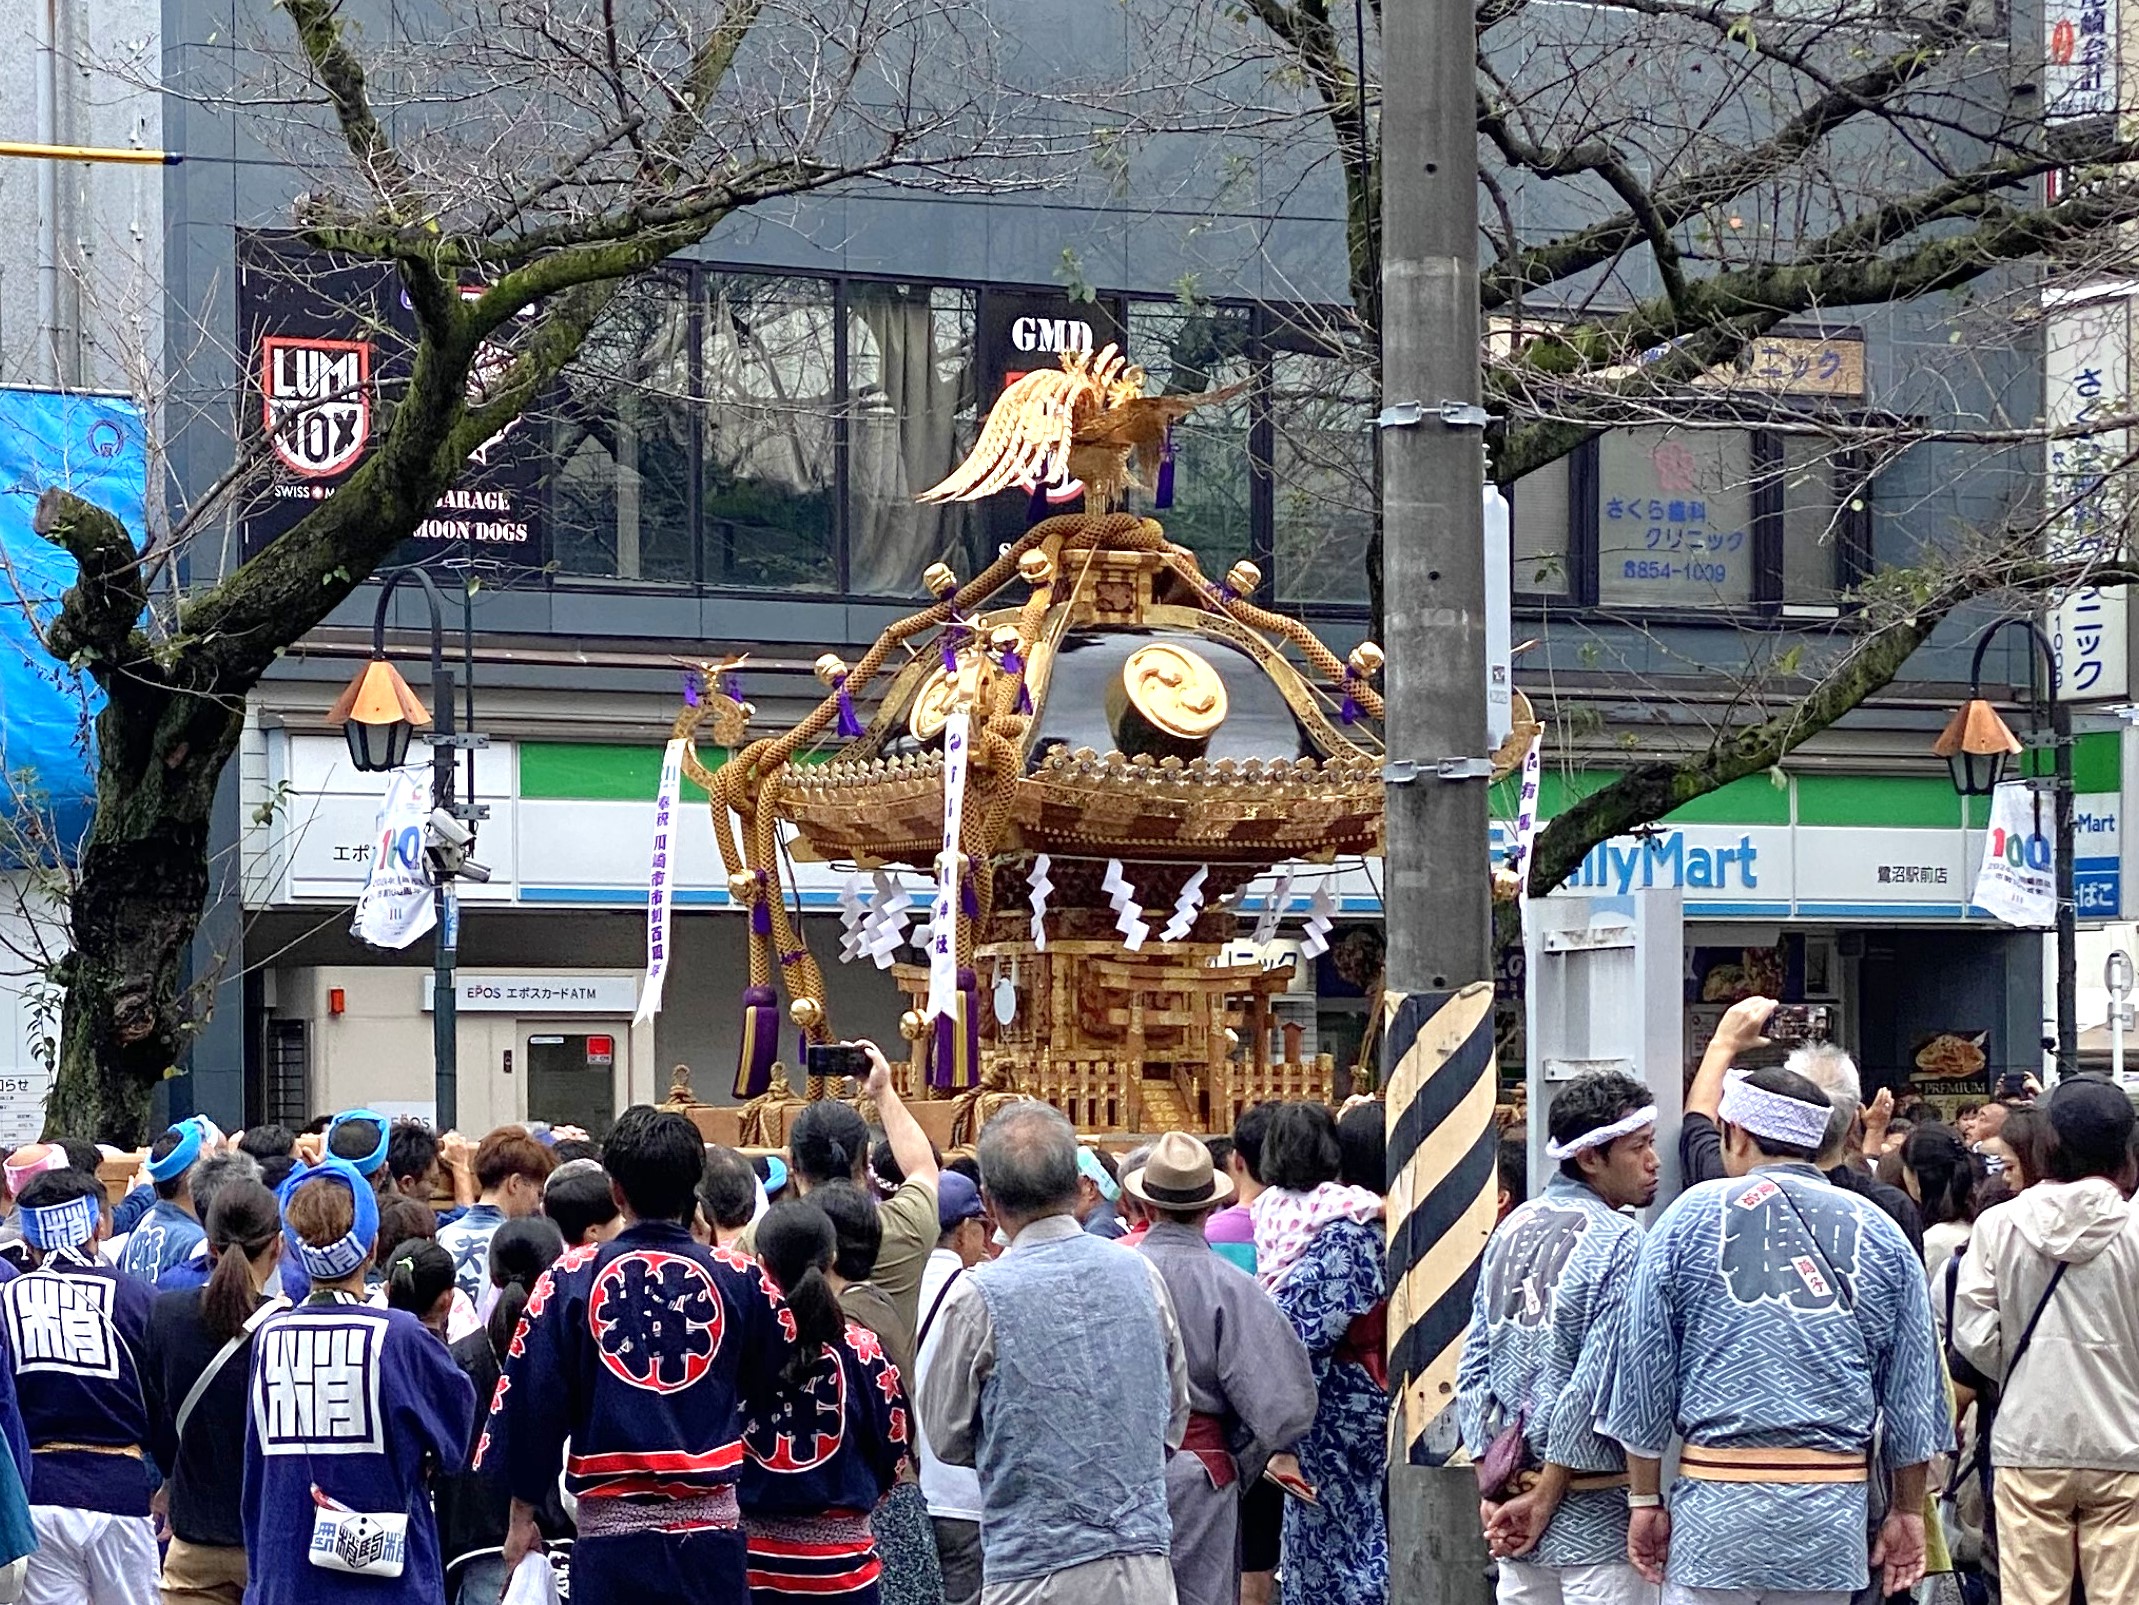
[740,1317,910,1520]
[0,1246,150,1515]
[1456,1173,1640,1567]
[1597,1163,1946,1594]
[119,1196,206,1289]
[478,1221,796,1507]
[242,1290,476,1604]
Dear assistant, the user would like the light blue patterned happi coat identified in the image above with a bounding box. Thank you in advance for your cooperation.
[1597,1162,1947,1595]
[1456,1172,1642,1567]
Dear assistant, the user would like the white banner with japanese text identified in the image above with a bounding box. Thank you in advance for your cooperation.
[634,738,685,1025]
[926,711,971,1019]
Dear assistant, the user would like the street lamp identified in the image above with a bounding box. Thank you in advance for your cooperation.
[328,566,485,1129]
[1935,619,2074,1079]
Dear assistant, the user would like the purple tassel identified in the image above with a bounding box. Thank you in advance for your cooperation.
[835,676,864,739]
[928,969,984,1091]
[725,673,745,707]
[999,645,1035,714]
[734,984,780,1098]
[1028,483,1050,526]
[941,632,961,674]
[750,901,771,937]
[682,672,700,707]
[1155,426,1175,509]
[961,878,979,920]
[1340,674,1360,725]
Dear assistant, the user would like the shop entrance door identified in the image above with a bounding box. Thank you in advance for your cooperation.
[525,1026,626,1140]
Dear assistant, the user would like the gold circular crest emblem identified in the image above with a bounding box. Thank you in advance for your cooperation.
[1121,643,1228,739]
[908,648,990,742]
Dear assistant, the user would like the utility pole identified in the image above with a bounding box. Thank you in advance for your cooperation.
[1378,0,1494,1588]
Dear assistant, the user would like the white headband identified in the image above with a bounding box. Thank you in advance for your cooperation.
[1544,1104,1658,1161]
[1718,1070,1832,1151]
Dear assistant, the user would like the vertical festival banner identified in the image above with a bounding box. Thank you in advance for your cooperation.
[1507,730,1544,930]
[926,711,971,1020]
[635,738,685,1025]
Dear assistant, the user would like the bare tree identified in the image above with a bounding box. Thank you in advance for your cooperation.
[32,0,1071,1140]
[1129,0,2139,915]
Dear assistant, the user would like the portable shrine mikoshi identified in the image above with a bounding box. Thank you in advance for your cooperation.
[659,345,1526,1135]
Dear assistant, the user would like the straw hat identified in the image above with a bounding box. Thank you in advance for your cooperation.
[1122,1131,1235,1210]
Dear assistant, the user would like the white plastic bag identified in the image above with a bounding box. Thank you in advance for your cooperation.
[503,1553,561,1605]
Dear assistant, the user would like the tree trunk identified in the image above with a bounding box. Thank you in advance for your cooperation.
[44,681,243,1145]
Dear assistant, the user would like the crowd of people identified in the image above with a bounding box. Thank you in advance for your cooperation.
[1466,995,2136,1605]
[0,1043,1394,1605]
[0,1004,2123,1605]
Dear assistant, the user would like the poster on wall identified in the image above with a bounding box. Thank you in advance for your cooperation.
[236,231,546,564]
[0,389,147,853]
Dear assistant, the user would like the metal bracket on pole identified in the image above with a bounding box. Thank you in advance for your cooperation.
[1375,400,1492,431]
[432,733,491,749]
[1384,757,1496,784]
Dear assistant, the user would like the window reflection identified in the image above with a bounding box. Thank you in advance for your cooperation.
[1127,302,1253,577]
[549,276,694,583]
[847,283,980,596]
[1272,339,1375,605]
[702,274,838,591]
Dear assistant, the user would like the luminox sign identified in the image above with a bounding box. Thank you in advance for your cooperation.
[262,337,371,477]
[1010,317,1095,355]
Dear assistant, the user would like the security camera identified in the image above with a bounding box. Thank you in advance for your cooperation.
[427,809,474,849]
[456,859,493,884]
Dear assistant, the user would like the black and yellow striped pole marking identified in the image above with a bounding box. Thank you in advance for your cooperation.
[1383,981,1500,1465]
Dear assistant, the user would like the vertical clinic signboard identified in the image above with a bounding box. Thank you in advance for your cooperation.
[236,232,545,563]
[2046,294,2130,701]
[2045,0,2117,122]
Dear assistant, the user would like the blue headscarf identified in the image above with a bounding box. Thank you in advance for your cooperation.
[328,1109,391,1177]
[146,1117,207,1184]
[283,1157,380,1282]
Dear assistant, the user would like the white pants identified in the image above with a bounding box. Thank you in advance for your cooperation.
[1497,1560,1656,1605]
[22,1506,157,1605]
[1660,1588,1846,1605]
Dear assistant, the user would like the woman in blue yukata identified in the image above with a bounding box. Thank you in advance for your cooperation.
[241,1158,476,1605]
[740,1199,912,1605]
[1259,1102,1390,1605]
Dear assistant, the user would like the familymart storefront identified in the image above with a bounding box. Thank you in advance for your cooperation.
[1489,740,2131,1098]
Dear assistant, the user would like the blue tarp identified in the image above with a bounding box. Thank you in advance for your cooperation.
[0,388,147,858]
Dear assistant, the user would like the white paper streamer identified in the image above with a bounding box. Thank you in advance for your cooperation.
[1028,854,1053,950]
[864,871,913,968]
[1102,858,1150,951]
[1252,866,1296,946]
[1161,865,1208,943]
[837,873,869,964]
[1298,881,1337,960]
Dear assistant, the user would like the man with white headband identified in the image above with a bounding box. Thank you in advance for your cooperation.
[2,1167,158,1605]
[118,1117,215,1287]
[1457,1070,1660,1605]
[1598,1066,1947,1605]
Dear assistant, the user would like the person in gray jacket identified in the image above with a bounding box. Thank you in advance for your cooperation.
[1129,1134,1317,1605]
[918,1102,1189,1605]
[1952,1075,2139,1605]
